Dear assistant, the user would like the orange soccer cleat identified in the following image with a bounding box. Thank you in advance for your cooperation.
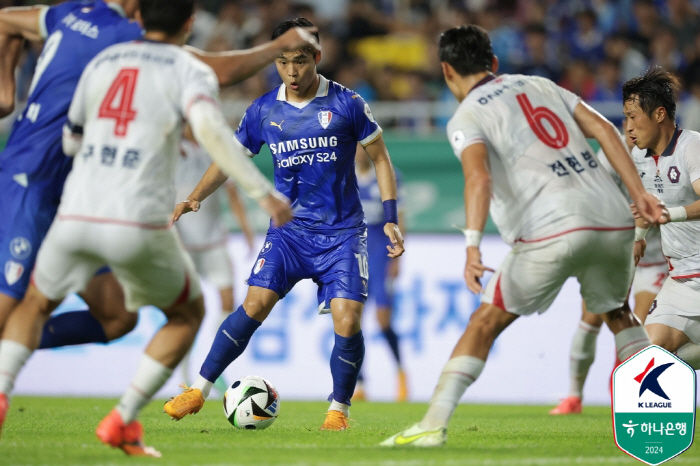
[319,410,349,431]
[96,409,161,457]
[549,396,582,415]
[163,384,204,420]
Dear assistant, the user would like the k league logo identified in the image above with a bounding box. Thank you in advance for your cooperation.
[612,345,696,465]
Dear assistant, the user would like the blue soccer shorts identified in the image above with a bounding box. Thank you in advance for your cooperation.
[247,226,368,307]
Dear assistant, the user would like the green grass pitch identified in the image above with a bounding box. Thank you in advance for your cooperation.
[2,397,698,465]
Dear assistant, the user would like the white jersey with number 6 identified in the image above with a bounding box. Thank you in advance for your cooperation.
[447,74,633,245]
[62,41,219,227]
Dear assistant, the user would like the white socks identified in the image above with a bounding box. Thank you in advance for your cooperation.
[179,349,192,387]
[419,355,485,430]
[676,343,700,370]
[116,354,172,424]
[192,375,214,400]
[0,340,32,395]
[615,326,651,362]
[329,399,349,417]
[568,321,601,398]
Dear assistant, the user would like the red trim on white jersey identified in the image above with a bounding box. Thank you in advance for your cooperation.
[671,272,700,280]
[516,226,633,244]
[58,215,172,230]
[637,262,668,268]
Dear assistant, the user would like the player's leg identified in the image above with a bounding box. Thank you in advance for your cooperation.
[550,302,603,415]
[165,229,295,418]
[0,219,98,436]
[382,236,571,447]
[94,226,204,456]
[315,231,369,430]
[632,264,667,323]
[321,297,365,430]
[39,271,138,349]
[578,230,650,364]
[644,278,700,369]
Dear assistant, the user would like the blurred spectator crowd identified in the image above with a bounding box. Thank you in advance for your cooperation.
[4,0,700,134]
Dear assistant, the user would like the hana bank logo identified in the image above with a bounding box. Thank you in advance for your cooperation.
[635,358,674,408]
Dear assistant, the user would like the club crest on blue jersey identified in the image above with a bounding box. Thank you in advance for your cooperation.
[318,111,332,129]
[253,258,265,274]
[4,260,24,286]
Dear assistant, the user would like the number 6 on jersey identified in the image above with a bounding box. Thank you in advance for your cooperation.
[99,68,139,137]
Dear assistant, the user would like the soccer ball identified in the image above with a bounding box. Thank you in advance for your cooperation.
[223,375,280,429]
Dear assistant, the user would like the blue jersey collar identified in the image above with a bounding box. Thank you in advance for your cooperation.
[277,75,329,109]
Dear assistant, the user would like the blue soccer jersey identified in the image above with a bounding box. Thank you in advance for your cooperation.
[235,76,382,235]
[0,1,142,299]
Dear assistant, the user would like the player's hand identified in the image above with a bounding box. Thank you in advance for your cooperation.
[387,256,400,279]
[258,191,293,227]
[277,27,321,53]
[384,223,404,258]
[631,192,665,224]
[464,247,495,294]
[171,199,201,222]
[633,239,646,266]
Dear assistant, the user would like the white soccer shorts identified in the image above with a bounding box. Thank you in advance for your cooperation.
[482,229,634,316]
[34,219,201,311]
[186,242,234,290]
[645,278,700,344]
[632,263,669,296]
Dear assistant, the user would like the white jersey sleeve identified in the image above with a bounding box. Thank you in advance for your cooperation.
[447,107,486,159]
[180,60,220,120]
[683,138,700,184]
[554,84,582,114]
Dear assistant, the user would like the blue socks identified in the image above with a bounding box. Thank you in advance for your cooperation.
[199,305,261,383]
[381,327,401,364]
[329,331,365,404]
[39,311,108,349]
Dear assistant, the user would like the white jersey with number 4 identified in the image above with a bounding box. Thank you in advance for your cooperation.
[632,127,700,279]
[447,74,632,245]
[62,41,219,226]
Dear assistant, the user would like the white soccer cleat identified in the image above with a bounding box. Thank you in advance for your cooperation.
[380,423,447,447]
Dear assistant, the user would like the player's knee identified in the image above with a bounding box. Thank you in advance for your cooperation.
[166,297,205,329]
[376,308,392,330]
[22,285,56,318]
[103,312,138,341]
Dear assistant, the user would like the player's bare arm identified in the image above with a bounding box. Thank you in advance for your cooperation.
[172,162,229,221]
[461,142,495,294]
[362,136,404,258]
[0,6,43,116]
[573,101,664,224]
[186,27,320,87]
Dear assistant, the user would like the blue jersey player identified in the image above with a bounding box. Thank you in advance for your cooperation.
[0,0,142,338]
[0,1,319,349]
[164,18,405,431]
[354,146,407,402]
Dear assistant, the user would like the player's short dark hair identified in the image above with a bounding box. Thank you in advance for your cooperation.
[622,66,681,121]
[139,0,195,36]
[271,17,320,47]
[438,25,494,77]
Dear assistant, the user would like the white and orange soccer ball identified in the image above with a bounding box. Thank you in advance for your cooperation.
[223,375,280,429]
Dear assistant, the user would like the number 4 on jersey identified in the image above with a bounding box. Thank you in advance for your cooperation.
[99,68,139,137]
